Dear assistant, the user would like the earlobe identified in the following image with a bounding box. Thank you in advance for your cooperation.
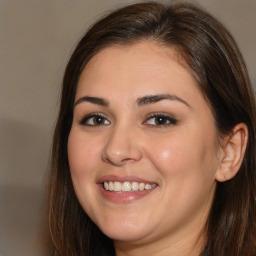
[215,123,248,182]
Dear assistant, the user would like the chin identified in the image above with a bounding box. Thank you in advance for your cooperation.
[98,219,152,242]
[104,229,150,242]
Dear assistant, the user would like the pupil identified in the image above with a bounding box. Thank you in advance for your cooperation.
[157,116,165,125]
[95,116,103,124]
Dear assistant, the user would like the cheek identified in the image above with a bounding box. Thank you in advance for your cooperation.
[146,133,218,219]
[67,129,100,178]
[148,139,195,175]
[67,129,101,214]
[145,131,219,181]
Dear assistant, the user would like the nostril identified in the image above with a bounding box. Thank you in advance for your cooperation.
[103,155,141,166]
[121,157,136,162]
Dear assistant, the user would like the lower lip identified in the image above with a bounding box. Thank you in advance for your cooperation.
[98,184,156,203]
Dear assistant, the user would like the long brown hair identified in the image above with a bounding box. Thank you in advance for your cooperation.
[48,2,256,255]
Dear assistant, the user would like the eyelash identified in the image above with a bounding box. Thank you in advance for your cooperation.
[79,113,177,127]
[143,113,177,127]
[79,113,110,126]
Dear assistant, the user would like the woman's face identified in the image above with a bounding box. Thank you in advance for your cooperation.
[68,41,221,246]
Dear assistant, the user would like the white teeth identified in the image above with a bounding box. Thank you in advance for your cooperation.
[122,181,131,191]
[132,182,139,191]
[114,181,122,192]
[109,181,114,191]
[103,181,156,192]
[144,184,151,190]
[104,182,109,190]
[139,183,145,191]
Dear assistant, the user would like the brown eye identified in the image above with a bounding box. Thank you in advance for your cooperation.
[80,114,110,126]
[144,114,177,127]
[92,116,105,125]
[155,116,169,125]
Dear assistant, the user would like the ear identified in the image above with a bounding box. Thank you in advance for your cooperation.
[215,123,248,182]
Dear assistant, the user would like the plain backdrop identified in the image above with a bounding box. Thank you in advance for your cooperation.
[0,0,255,255]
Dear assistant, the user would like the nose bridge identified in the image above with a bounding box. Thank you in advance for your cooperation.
[101,122,142,165]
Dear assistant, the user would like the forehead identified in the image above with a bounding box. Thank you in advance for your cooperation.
[76,41,200,99]
[82,41,191,74]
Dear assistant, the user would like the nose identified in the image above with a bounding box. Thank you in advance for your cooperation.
[101,124,143,166]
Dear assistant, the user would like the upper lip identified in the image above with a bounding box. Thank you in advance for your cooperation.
[97,175,158,185]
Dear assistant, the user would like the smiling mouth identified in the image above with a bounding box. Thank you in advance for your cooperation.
[103,181,157,192]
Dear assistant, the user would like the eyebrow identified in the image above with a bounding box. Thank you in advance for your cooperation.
[74,93,190,108]
[137,94,191,108]
[74,96,109,107]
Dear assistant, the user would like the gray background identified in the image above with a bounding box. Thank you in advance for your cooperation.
[0,0,255,255]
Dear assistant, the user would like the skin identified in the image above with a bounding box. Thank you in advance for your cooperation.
[68,41,225,256]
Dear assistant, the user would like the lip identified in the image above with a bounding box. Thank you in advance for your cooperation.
[97,175,158,204]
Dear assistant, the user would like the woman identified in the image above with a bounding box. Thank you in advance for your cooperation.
[48,2,256,255]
